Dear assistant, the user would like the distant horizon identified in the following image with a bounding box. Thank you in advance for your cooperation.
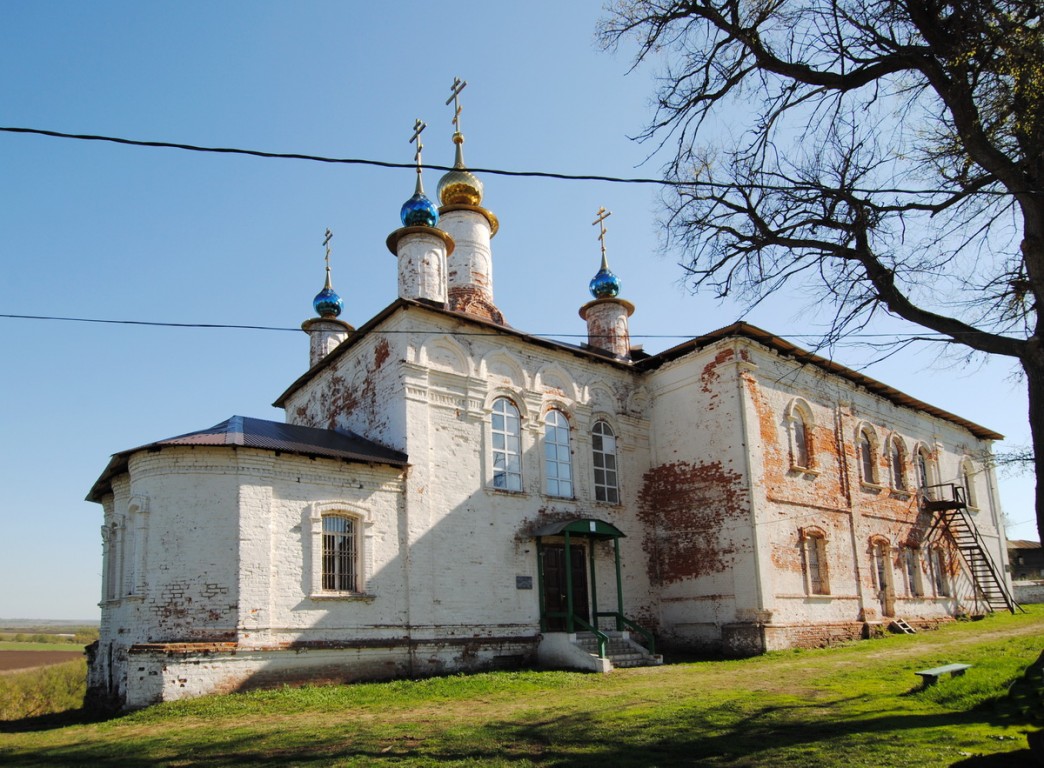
[0,619,100,627]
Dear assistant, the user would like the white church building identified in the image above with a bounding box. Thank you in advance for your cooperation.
[86,109,1015,710]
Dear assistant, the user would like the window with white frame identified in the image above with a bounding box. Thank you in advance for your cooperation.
[491,397,522,492]
[544,409,573,497]
[787,400,813,470]
[859,428,878,484]
[592,420,619,504]
[889,436,907,491]
[322,514,358,592]
[801,530,829,595]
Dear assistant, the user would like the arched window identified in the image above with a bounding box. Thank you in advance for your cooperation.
[592,420,619,504]
[889,436,907,491]
[961,459,979,508]
[801,529,829,595]
[904,547,924,597]
[859,428,878,484]
[916,447,931,490]
[931,547,950,596]
[491,398,522,491]
[785,399,813,471]
[544,409,573,497]
[322,514,358,592]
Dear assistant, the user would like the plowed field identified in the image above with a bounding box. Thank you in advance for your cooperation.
[0,650,83,673]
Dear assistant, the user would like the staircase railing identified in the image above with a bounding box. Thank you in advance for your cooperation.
[594,611,657,656]
[920,484,1021,615]
[572,615,608,658]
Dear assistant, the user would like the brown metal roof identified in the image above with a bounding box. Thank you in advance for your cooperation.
[87,416,407,502]
[637,321,1004,441]
[273,304,1002,442]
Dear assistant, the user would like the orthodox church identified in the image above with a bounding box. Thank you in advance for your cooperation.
[86,88,1015,710]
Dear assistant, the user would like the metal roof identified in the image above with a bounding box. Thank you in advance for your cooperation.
[637,321,1004,441]
[530,518,626,540]
[273,302,1001,442]
[87,416,408,502]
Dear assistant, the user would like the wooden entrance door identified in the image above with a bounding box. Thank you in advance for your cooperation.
[542,544,589,631]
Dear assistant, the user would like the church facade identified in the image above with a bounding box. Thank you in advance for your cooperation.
[86,115,1013,710]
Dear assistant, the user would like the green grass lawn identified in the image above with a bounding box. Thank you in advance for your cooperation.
[1,607,1041,767]
[0,642,86,652]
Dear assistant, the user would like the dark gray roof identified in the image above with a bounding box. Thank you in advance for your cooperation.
[87,416,408,502]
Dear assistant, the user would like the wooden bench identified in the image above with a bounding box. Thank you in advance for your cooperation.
[915,663,972,687]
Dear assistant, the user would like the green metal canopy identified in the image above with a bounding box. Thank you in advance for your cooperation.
[530,518,625,540]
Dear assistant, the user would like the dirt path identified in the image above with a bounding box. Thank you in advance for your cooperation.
[0,650,83,673]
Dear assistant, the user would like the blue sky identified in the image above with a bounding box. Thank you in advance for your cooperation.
[1,1,1036,621]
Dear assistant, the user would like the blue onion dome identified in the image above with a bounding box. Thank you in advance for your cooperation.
[313,285,343,318]
[401,191,439,227]
[589,266,621,299]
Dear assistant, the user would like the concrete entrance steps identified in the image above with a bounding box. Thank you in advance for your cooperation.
[571,631,663,669]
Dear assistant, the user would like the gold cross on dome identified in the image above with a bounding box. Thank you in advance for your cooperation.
[410,118,427,170]
[446,77,467,133]
[592,207,612,260]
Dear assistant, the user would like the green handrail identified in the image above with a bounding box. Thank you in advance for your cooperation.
[594,611,656,656]
[572,615,608,659]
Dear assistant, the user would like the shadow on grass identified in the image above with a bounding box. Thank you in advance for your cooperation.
[0,700,1028,767]
[0,707,111,733]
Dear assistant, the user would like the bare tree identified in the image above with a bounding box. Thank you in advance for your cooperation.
[601,0,1044,542]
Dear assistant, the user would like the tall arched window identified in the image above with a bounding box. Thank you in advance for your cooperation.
[491,398,522,491]
[859,428,877,484]
[889,436,907,491]
[961,459,979,508]
[322,514,357,592]
[931,547,950,596]
[592,420,619,504]
[916,447,931,490]
[786,399,813,470]
[544,409,573,497]
[801,529,829,595]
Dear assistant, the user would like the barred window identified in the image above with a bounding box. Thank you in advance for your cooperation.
[544,409,573,498]
[491,398,522,491]
[322,515,357,592]
[592,420,619,504]
[802,531,829,595]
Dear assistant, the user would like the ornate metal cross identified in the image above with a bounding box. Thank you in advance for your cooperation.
[323,228,333,269]
[410,118,427,170]
[446,77,467,133]
[592,207,612,260]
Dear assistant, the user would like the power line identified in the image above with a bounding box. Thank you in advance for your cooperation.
[0,125,982,197]
[0,311,963,342]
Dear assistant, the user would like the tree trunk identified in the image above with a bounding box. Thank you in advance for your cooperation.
[1023,347,1044,545]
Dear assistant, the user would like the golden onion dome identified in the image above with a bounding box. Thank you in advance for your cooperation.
[437,132,483,206]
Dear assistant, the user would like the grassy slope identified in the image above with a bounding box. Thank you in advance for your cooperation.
[0,607,1041,767]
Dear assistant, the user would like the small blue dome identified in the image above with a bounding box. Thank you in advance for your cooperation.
[589,266,621,299]
[401,192,439,228]
[313,286,343,318]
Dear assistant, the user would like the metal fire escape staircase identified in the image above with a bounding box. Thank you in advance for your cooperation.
[922,484,1021,614]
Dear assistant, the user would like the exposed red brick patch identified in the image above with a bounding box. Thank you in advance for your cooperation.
[638,461,747,585]
[374,338,390,369]
[700,348,735,396]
